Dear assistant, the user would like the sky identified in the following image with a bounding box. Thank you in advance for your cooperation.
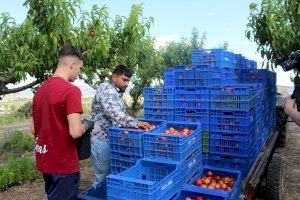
[0,0,295,89]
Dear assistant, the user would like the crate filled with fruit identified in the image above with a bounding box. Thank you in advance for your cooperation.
[184,166,241,200]
[143,121,202,162]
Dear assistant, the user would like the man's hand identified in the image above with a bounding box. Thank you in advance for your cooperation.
[284,96,296,115]
[82,119,94,133]
[137,121,152,130]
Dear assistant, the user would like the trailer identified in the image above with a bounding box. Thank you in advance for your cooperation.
[239,92,287,200]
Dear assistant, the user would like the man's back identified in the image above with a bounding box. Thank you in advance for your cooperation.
[32,77,82,174]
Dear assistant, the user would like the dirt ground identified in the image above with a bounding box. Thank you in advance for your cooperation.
[0,121,299,200]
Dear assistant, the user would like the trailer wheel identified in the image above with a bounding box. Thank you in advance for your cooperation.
[264,155,284,200]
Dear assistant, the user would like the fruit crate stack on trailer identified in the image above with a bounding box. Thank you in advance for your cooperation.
[78,48,276,200]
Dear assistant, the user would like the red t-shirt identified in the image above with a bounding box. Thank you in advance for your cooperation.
[32,77,83,174]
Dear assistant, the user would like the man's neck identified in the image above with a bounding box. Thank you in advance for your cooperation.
[53,68,69,81]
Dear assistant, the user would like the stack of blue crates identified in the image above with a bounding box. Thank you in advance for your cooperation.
[79,48,276,200]
[145,48,276,180]
[106,121,203,200]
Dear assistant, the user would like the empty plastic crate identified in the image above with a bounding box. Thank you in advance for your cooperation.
[143,121,202,162]
[110,151,142,174]
[144,99,174,108]
[192,49,235,69]
[106,158,181,200]
[174,108,210,130]
[174,87,210,101]
[144,108,174,121]
[144,87,174,100]
[180,148,202,186]
[164,68,174,87]
[108,119,164,157]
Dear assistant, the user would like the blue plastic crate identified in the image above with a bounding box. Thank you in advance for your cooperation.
[249,60,257,69]
[174,76,221,87]
[240,69,269,84]
[234,54,247,69]
[144,108,174,121]
[192,49,235,69]
[174,108,210,130]
[78,185,106,200]
[143,121,202,162]
[180,148,202,186]
[174,99,210,109]
[184,166,242,200]
[106,158,181,200]
[144,99,174,108]
[110,151,142,174]
[210,110,255,134]
[174,68,221,80]
[174,87,210,101]
[209,128,257,156]
[171,189,229,200]
[108,119,164,157]
[164,68,174,87]
[203,146,260,178]
[144,87,174,100]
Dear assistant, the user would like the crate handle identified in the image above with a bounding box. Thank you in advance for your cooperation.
[222,111,234,116]
[154,88,163,94]
[185,88,196,92]
[222,87,235,92]
[119,153,131,158]
[158,136,168,142]
[221,133,234,137]
[221,155,234,160]
[185,66,194,71]
[186,110,196,114]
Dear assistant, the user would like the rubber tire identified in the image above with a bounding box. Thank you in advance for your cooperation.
[264,155,284,200]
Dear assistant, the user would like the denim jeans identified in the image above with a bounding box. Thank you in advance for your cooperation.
[91,139,111,188]
[43,172,80,200]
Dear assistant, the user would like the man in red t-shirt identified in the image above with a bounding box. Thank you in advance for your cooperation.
[31,45,93,200]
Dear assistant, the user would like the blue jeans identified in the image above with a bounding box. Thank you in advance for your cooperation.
[43,172,80,200]
[91,139,111,188]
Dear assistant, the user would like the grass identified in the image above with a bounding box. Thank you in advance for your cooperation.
[0,113,28,126]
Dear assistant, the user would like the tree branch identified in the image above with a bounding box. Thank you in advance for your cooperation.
[0,76,16,84]
[1,80,40,95]
[79,75,97,90]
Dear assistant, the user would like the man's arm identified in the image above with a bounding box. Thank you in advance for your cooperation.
[30,117,35,136]
[67,113,86,139]
[284,96,300,126]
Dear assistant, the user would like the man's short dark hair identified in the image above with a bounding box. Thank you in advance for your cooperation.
[58,45,83,61]
[112,65,132,78]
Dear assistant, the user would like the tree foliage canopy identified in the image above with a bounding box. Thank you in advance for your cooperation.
[246,0,300,68]
[0,0,159,103]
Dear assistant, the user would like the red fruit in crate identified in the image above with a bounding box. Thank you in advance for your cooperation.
[185,198,192,200]
[229,180,235,187]
[203,177,211,185]
[214,175,221,182]
[195,197,204,200]
[201,184,208,188]
[221,184,228,190]
[195,178,203,186]
[123,131,129,135]
[208,185,215,189]
[215,183,221,189]
[227,186,232,191]
[164,130,171,134]
[206,170,213,177]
